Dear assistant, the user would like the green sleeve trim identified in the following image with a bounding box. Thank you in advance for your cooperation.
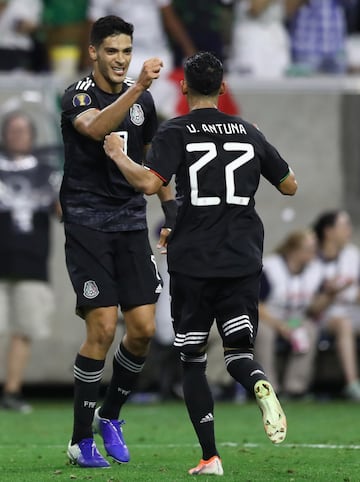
[279,170,290,183]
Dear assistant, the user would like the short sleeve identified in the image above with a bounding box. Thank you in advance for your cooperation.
[256,130,290,186]
[61,86,99,124]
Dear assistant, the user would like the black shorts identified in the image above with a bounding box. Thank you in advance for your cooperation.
[64,223,163,316]
[170,271,261,353]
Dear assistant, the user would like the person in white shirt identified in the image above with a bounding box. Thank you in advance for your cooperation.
[228,0,291,77]
[0,0,42,71]
[255,229,323,398]
[313,210,360,401]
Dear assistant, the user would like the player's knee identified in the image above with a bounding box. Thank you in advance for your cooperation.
[86,311,117,350]
[94,323,116,349]
[127,321,156,349]
[139,320,157,340]
[224,347,254,373]
[180,351,207,372]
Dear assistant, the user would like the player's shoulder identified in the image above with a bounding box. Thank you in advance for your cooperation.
[61,75,97,108]
[218,111,264,137]
[123,76,136,88]
[156,114,186,133]
[64,75,96,94]
[123,77,154,105]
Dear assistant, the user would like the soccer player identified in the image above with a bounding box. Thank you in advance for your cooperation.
[60,16,176,468]
[103,51,298,476]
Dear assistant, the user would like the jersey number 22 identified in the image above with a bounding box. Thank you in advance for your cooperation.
[187,142,254,206]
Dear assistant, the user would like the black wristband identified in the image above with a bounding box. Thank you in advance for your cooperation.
[161,199,178,230]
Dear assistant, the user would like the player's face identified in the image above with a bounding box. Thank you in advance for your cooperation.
[92,34,132,91]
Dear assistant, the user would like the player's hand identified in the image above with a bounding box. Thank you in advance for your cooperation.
[103,133,125,160]
[137,57,163,91]
[157,227,171,254]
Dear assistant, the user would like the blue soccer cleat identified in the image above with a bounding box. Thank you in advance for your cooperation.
[67,438,110,468]
[93,407,130,463]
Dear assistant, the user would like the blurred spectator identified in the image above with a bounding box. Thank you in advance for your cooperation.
[313,210,360,401]
[228,0,291,78]
[41,0,89,78]
[0,0,43,72]
[168,0,229,68]
[0,111,61,413]
[166,0,239,116]
[255,229,323,398]
[287,0,348,75]
[344,0,360,73]
[345,0,360,32]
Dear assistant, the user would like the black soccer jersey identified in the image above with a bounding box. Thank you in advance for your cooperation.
[145,108,290,278]
[60,75,158,232]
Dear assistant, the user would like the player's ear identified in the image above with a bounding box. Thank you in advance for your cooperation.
[181,79,188,95]
[89,45,97,61]
[219,81,226,96]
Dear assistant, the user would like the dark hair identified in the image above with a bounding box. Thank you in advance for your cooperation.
[184,51,223,96]
[312,210,341,243]
[90,15,134,47]
[1,110,36,141]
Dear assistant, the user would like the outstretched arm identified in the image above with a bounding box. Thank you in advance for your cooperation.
[105,133,176,252]
[103,132,163,195]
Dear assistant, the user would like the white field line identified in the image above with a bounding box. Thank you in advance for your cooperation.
[1,442,360,450]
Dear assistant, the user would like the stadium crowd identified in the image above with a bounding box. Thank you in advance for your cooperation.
[0,0,360,78]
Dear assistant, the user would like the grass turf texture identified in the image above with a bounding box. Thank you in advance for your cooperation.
[0,399,359,481]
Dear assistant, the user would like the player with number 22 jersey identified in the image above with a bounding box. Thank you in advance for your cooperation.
[145,108,291,278]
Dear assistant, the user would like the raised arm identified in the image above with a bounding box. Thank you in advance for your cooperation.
[74,58,163,141]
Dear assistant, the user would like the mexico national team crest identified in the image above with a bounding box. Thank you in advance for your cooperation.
[130,103,144,126]
[83,280,99,299]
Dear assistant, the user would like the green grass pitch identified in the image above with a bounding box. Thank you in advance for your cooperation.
[0,399,359,481]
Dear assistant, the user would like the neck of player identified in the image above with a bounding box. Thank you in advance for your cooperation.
[189,95,219,111]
